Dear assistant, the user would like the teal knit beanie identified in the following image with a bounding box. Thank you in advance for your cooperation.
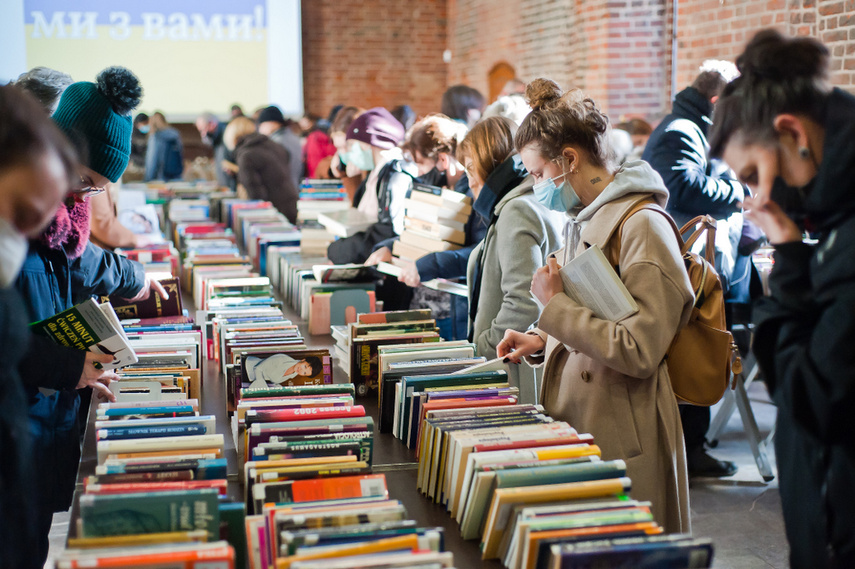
[53,67,143,183]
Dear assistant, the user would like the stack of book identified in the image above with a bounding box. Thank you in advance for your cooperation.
[296,178,350,222]
[236,382,455,569]
[339,309,443,396]
[317,208,377,238]
[402,368,714,569]
[392,184,472,263]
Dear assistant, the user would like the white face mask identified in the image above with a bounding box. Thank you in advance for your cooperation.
[0,216,28,288]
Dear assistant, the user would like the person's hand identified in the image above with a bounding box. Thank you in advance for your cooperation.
[497,330,546,364]
[398,263,422,288]
[365,247,392,266]
[77,352,118,402]
[531,257,563,306]
[125,277,169,303]
[330,153,344,179]
[744,195,801,245]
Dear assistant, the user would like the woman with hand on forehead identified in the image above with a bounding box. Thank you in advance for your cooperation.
[497,78,694,534]
[708,29,855,567]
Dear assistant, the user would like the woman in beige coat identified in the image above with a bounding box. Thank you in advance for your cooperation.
[498,79,694,534]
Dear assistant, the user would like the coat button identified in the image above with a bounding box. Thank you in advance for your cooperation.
[581,371,591,382]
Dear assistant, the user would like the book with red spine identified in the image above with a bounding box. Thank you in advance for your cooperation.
[245,405,365,425]
[83,478,228,495]
[290,473,388,503]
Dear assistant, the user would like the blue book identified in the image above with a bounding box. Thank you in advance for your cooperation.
[97,424,207,440]
[99,405,196,418]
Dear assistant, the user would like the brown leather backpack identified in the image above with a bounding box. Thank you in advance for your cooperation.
[610,199,741,406]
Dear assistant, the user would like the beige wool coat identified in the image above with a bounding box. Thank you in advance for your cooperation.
[528,161,694,534]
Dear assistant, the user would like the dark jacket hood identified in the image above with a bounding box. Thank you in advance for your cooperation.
[236,132,271,153]
[472,154,528,224]
[805,88,855,231]
[671,87,713,134]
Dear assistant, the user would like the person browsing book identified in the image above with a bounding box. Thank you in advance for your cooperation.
[14,67,167,566]
[366,114,485,340]
[461,116,564,389]
[708,29,855,567]
[497,79,694,534]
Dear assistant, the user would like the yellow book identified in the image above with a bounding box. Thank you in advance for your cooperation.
[67,530,207,549]
[480,476,631,559]
[276,534,420,569]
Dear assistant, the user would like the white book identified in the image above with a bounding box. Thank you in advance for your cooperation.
[96,433,225,463]
[317,208,376,237]
[559,245,638,321]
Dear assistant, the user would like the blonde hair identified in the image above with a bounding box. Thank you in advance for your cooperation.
[223,116,256,151]
[515,78,613,169]
[403,114,468,161]
[456,116,517,183]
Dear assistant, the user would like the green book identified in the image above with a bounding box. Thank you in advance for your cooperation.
[30,298,137,369]
[240,384,355,399]
[219,502,248,569]
[79,489,220,540]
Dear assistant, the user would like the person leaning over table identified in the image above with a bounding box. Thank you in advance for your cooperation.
[460,115,564,387]
[497,78,694,534]
[14,66,167,566]
[0,84,82,569]
[708,29,855,568]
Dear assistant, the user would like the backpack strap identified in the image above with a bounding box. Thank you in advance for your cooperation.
[607,198,672,267]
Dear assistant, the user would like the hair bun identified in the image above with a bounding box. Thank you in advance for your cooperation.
[525,78,563,111]
[96,66,142,115]
[737,28,829,84]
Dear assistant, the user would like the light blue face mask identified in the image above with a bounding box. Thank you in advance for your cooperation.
[343,144,375,172]
[532,168,581,212]
[138,125,150,134]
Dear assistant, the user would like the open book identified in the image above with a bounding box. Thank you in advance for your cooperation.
[375,261,469,297]
[30,299,139,369]
[555,245,638,321]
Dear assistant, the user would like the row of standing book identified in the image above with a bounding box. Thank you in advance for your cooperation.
[173,189,461,568]
[49,186,244,568]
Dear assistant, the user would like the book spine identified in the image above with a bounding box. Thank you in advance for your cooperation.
[247,405,365,423]
[97,424,207,440]
[89,470,195,484]
[85,479,228,495]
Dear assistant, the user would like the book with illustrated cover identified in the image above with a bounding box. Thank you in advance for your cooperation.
[103,277,183,320]
[30,298,138,369]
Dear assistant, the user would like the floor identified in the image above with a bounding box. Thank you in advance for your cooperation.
[46,380,788,569]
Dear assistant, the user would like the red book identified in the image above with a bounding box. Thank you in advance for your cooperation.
[290,474,388,503]
[473,433,595,453]
[84,478,228,495]
[245,405,366,425]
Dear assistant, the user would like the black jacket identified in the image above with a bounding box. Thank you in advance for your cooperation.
[235,133,299,224]
[642,87,744,222]
[752,88,855,568]
[0,287,40,569]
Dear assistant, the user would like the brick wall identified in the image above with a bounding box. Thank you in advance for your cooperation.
[300,1,855,121]
[301,0,448,118]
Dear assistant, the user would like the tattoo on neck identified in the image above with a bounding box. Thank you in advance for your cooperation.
[590,177,602,185]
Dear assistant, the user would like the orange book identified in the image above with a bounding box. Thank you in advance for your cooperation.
[55,543,234,568]
[524,522,663,569]
[289,474,388,503]
[276,534,419,569]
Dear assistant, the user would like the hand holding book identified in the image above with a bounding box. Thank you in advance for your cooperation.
[124,276,170,303]
[530,257,564,306]
[77,352,119,403]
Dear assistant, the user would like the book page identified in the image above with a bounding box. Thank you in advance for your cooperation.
[559,246,638,321]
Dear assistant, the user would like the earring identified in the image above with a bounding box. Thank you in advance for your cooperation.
[799,147,810,159]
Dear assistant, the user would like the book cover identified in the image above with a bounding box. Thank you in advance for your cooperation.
[79,488,221,540]
[103,277,183,319]
[30,298,138,370]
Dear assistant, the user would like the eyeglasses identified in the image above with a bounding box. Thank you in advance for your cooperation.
[73,176,106,198]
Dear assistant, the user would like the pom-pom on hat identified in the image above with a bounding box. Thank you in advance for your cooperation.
[52,66,142,183]
[345,107,405,150]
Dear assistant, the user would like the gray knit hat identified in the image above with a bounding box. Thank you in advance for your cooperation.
[52,67,142,183]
